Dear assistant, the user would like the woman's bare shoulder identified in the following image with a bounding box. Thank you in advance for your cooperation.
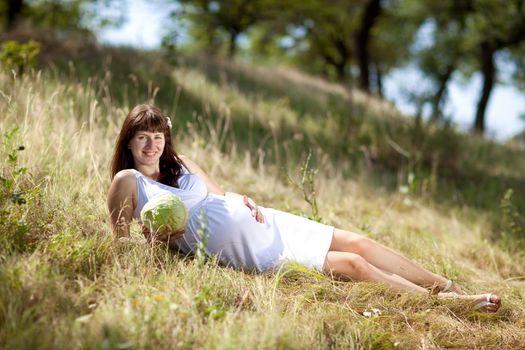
[111,169,137,185]
[108,170,137,201]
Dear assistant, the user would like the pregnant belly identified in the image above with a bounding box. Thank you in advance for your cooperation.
[181,194,285,270]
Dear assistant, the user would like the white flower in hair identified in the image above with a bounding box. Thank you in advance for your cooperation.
[166,117,172,129]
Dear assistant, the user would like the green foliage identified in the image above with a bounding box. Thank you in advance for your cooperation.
[288,151,322,222]
[0,40,40,76]
[26,0,86,29]
[271,1,360,81]
[0,127,67,257]
[412,0,525,132]
[43,229,113,279]
[1,0,124,32]
[174,0,273,57]
[192,285,227,321]
[408,1,472,121]
[493,188,525,253]
[0,127,33,253]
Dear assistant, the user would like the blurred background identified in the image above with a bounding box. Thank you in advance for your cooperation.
[2,0,525,142]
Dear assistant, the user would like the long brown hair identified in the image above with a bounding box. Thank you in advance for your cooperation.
[110,104,183,187]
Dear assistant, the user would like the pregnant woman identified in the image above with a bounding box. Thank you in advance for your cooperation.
[107,104,501,313]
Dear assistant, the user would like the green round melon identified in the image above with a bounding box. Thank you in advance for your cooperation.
[140,193,188,236]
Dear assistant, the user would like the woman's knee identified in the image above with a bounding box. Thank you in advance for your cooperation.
[325,252,372,281]
[345,254,372,280]
[331,229,372,255]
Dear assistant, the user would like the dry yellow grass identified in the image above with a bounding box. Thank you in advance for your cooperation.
[1,50,524,349]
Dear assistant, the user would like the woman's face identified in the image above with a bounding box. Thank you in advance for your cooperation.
[128,130,165,167]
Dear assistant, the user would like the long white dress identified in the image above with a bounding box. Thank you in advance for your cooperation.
[131,168,334,272]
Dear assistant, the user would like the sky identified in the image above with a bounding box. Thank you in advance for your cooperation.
[98,0,525,141]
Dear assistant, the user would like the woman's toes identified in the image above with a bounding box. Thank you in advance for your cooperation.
[489,294,501,308]
[484,294,501,312]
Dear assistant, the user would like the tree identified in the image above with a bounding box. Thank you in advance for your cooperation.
[409,1,472,122]
[282,0,414,94]
[403,0,525,135]
[1,0,123,34]
[174,0,273,58]
[0,0,25,31]
[468,0,525,134]
[367,0,419,96]
[6,0,24,30]
[288,1,359,82]
[355,0,383,92]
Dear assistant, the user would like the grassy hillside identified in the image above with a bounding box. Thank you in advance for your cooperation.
[1,38,525,349]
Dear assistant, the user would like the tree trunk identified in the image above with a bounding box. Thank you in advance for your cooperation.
[474,42,495,134]
[335,61,346,82]
[7,0,24,30]
[228,29,238,58]
[355,0,382,93]
[375,63,383,97]
[430,66,454,122]
[334,38,349,82]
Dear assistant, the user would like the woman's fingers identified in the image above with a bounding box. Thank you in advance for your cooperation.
[255,207,264,223]
[243,195,252,208]
[172,228,185,239]
[149,228,186,243]
[141,224,154,241]
[244,195,264,223]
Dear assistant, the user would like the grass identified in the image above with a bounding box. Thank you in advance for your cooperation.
[1,37,525,348]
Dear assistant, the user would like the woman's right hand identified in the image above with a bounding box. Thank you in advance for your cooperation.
[157,228,186,244]
[142,224,185,243]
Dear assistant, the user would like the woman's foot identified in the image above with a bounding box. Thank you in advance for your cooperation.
[438,292,502,313]
[472,293,501,313]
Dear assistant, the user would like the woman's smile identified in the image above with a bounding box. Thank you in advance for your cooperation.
[128,131,166,166]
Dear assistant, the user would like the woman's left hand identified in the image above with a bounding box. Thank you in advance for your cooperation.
[243,195,265,223]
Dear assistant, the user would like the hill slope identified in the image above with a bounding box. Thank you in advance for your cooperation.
[1,41,524,349]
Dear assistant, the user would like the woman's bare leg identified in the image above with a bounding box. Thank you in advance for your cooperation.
[324,251,501,312]
[329,229,459,291]
[323,251,428,293]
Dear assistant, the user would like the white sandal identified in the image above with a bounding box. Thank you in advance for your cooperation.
[430,279,456,295]
[442,279,457,293]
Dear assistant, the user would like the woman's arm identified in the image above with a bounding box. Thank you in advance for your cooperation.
[179,155,264,223]
[107,171,136,238]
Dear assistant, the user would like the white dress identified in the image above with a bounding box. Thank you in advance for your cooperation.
[131,168,334,272]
